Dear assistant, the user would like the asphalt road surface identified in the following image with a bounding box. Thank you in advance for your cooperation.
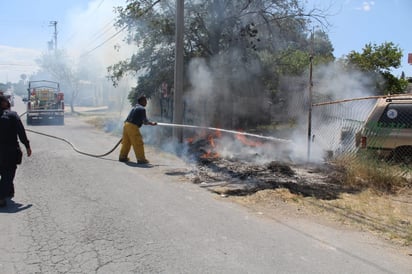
[0,99,411,273]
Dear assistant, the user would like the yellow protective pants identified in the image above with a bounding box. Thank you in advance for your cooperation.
[119,122,146,161]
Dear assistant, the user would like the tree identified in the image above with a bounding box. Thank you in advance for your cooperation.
[109,0,330,127]
[345,42,408,94]
[20,74,27,82]
[11,74,29,96]
[35,50,82,113]
[260,29,334,93]
[0,83,10,93]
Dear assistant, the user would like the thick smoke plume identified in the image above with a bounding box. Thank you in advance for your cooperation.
[60,1,378,165]
[167,57,380,164]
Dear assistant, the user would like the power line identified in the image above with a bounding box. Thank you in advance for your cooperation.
[63,0,108,45]
[96,0,105,10]
[64,17,117,53]
[0,64,37,67]
[79,25,127,58]
[87,19,117,43]
[79,0,161,58]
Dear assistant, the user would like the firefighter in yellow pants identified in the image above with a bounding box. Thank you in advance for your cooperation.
[119,95,157,164]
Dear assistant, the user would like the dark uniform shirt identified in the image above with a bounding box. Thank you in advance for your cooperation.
[0,109,30,166]
[125,104,149,127]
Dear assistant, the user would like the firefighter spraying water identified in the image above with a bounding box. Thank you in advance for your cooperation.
[156,122,292,144]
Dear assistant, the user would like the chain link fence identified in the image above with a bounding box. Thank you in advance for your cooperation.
[311,95,412,175]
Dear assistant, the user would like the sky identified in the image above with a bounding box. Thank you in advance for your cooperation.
[0,0,128,83]
[0,0,411,84]
[306,0,412,77]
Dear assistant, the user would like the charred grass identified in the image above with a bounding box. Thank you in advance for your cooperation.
[82,112,412,246]
[192,155,412,246]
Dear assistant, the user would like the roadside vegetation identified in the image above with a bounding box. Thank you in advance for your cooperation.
[295,155,412,246]
[336,154,411,193]
[233,184,412,246]
[337,154,411,242]
[225,153,412,246]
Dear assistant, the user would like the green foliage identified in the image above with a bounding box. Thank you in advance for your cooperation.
[0,83,10,92]
[346,42,402,72]
[258,29,334,99]
[12,80,27,96]
[312,30,335,64]
[109,0,332,110]
[345,42,405,94]
[380,72,409,94]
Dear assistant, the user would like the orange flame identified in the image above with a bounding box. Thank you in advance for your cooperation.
[201,131,220,158]
[188,128,263,159]
[186,137,195,144]
[235,131,263,147]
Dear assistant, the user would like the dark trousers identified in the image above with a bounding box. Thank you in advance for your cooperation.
[0,165,17,199]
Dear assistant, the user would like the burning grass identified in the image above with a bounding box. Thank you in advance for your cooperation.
[185,128,355,199]
[188,136,412,246]
[81,112,412,246]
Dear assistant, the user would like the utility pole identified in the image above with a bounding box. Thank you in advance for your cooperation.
[307,29,314,162]
[173,0,184,142]
[49,21,58,53]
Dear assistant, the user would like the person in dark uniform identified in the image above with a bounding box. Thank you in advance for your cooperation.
[119,95,157,164]
[0,95,32,207]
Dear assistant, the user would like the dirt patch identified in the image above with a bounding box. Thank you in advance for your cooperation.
[189,156,412,247]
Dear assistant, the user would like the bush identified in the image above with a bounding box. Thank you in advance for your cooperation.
[334,153,411,194]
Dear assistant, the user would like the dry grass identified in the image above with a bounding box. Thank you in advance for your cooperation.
[303,189,412,246]
[234,155,412,246]
[80,112,123,135]
[334,154,411,193]
[231,187,412,246]
[84,115,107,129]
[327,155,412,245]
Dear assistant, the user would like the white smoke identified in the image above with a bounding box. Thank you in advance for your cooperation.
[69,2,378,165]
[182,58,380,164]
[65,0,132,67]
[58,0,135,116]
[313,62,376,100]
[188,58,215,98]
[303,62,378,161]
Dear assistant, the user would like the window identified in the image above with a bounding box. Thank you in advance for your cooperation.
[377,103,412,128]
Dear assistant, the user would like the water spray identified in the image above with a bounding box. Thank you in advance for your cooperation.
[157,122,292,144]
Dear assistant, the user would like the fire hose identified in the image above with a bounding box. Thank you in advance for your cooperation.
[26,129,122,158]
[20,111,122,158]
[19,112,292,158]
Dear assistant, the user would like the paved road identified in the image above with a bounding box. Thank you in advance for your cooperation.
[0,100,411,273]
